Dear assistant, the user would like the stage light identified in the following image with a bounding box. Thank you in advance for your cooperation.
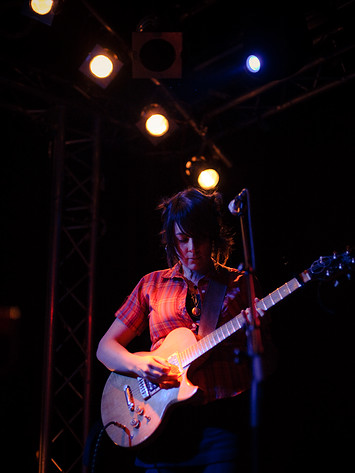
[185,156,220,191]
[31,0,53,15]
[79,45,123,89]
[89,55,114,79]
[22,0,59,25]
[197,168,220,190]
[246,54,261,73]
[136,104,176,144]
[145,113,169,137]
[132,32,182,78]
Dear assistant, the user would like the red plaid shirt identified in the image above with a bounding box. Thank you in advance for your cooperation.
[115,261,275,403]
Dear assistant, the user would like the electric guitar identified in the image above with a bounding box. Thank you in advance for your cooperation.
[101,250,353,448]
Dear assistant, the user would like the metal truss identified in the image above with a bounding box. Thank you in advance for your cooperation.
[38,107,101,473]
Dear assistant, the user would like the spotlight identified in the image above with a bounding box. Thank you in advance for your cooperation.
[245,54,261,73]
[145,113,169,137]
[132,32,182,78]
[185,156,220,191]
[136,104,176,144]
[79,45,123,89]
[197,168,220,190]
[22,0,59,25]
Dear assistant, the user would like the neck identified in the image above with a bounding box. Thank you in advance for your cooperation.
[181,262,212,285]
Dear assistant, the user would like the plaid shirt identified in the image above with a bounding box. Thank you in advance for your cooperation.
[115,261,275,403]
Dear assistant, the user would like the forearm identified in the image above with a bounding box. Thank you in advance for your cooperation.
[96,319,179,386]
[96,337,142,376]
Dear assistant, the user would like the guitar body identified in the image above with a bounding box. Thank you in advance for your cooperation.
[101,327,199,448]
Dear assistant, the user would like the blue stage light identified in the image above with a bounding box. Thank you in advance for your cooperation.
[246,54,261,73]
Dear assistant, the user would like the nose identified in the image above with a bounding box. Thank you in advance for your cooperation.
[187,238,197,252]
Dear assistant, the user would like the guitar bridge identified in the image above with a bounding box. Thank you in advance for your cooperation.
[137,377,160,400]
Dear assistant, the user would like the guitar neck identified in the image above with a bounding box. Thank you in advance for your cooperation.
[178,270,311,368]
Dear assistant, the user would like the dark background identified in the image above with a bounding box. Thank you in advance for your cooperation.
[0,1,354,472]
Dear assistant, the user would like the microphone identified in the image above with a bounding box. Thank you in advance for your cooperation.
[228,188,248,215]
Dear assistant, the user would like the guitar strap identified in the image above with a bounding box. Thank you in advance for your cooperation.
[198,279,227,338]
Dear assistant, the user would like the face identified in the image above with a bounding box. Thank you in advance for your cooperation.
[174,223,212,274]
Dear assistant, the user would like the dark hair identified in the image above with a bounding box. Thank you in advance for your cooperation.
[158,187,234,267]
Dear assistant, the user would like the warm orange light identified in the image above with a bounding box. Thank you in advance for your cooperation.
[145,113,169,137]
[197,168,220,190]
[30,0,53,15]
[89,55,114,79]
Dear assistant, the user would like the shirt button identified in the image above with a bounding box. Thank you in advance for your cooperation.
[201,289,205,293]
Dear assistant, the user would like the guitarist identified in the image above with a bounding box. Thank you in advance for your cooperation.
[97,187,276,472]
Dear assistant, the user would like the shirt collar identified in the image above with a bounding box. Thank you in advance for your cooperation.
[163,260,226,282]
[163,262,184,280]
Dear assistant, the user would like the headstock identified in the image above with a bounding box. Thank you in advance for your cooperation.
[308,248,354,282]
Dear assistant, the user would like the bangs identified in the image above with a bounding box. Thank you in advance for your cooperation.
[175,209,214,240]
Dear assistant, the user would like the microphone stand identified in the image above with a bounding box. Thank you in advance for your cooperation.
[231,189,264,473]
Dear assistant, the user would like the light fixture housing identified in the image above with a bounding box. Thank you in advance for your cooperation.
[132,32,182,78]
[79,45,123,89]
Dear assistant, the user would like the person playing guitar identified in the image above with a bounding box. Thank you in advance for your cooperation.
[97,187,277,472]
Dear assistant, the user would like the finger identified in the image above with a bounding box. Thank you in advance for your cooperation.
[254,298,264,317]
[152,356,171,370]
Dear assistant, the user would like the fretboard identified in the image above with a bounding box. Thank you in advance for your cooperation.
[178,271,311,368]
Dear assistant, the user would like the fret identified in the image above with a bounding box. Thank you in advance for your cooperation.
[259,295,274,310]
[220,323,231,339]
[278,284,291,298]
[270,291,279,305]
[223,321,233,337]
[258,298,268,311]
[181,348,192,366]
[214,328,223,343]
[200,337,210,354]
[230,315,243,332]
[183,345,198,366]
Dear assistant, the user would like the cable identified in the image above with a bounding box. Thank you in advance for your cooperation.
[86,421,132,473]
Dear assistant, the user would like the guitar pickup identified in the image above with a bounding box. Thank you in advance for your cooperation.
[124,385,135,411]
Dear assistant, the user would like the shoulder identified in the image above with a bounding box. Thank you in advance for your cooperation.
[139,265,180,285]
[213,262,245,285]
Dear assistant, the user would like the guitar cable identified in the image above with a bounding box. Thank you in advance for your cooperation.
[85,421,132,473]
